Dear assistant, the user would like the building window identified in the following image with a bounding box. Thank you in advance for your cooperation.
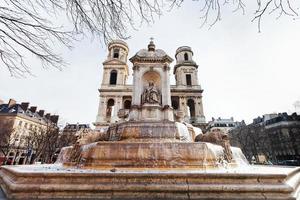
[184,53,189,61]
[109,70,118,85]
[187,99,195,117]
[123,100,131,109]
[106,99,115,118]
[171,96,179,110]
[186,74,192,86]
[113,49,120,58]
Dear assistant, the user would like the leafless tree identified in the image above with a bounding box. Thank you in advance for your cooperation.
[57,131,78,148]
[229,123,274,163]
[1,0,298,76]
[193,0,299,31]
[0,0,166,77]
[25,121,59,163]
[0,119,15,164]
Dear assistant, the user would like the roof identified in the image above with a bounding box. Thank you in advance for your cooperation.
[0,102,58,124]
[175,46,193,57]
[129,41,173,63]
[265,112,300,126]
[108,40,129,51]
[0,103,20,114]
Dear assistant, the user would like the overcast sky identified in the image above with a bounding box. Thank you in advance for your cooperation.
[0,1,300,126]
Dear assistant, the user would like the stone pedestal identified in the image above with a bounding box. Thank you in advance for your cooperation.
[129,104,174,122]
[106,121,178,142]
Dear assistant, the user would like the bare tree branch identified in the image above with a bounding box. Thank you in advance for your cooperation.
[0,0,167,77]
[0,0,298,77]
[251,0,298,32]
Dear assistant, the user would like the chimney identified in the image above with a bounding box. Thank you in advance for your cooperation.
[38,110,45,117]
[20,102,30,111]
[45,113,51,119]
[29,106,37,113]
[50,115,59,124]
[8,99,16,108]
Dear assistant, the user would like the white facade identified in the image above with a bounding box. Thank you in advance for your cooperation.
[94,40,206,129]
[208,117,245,132]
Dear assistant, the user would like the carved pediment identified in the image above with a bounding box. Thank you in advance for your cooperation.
[103,59,127,65]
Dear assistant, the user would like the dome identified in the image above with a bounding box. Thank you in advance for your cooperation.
[130,40,173,63]
[175,46,193,57]
[108,40,129,51]
[135,48,168,58]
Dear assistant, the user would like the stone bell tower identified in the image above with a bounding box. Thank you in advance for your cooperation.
[95,40,129,129]
[174,46,199,87]
[173,46,205,125]
[129,40,174,121]
[101,40,129,86]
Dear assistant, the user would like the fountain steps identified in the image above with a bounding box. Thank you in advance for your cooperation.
[1,165,299,200]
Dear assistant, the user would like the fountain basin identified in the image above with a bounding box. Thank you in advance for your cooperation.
[63,142,244,169]
[1,164,299,199]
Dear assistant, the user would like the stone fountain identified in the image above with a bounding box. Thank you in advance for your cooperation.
[0,41,299,200]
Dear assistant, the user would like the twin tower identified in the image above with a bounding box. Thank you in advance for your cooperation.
[95,40,206,130]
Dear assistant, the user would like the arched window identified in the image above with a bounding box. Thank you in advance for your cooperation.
[186,74,192,86]
[187,99,195,117]
[171,96,179,110]
[184,53,189,61]
[123,100,131,109]
[106,99,115,118]
[109,70,117,85]
[113,48,120,58]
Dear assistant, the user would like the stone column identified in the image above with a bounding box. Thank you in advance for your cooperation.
[198,100,204,117]
[165,65,172,106]
[117,70,122,85]
[194,98,200,117]
[161,65,172,106]
[194,98,205,123]
[182,72,185,86]
[103,70,109,85]
[112,96,122,123]
[179,97,187,115]
[136,68,142,105]
[101,96,107,118]
[194,69,199,85]
[129,65,140,121]
[132,65,139,105]
[96,96,106,123]
[161,69,167,106]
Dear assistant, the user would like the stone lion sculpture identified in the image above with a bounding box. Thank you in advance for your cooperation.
[195,128,233,162]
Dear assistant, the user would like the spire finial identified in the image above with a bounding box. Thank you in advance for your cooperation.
[148,37,155,51]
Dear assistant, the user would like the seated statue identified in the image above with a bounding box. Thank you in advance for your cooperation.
[195,128,233,162]
[142,81,160,104]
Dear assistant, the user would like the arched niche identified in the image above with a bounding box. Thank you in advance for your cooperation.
[142,70,161,89]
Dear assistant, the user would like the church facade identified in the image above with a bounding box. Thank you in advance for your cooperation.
[94,40,206,130]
